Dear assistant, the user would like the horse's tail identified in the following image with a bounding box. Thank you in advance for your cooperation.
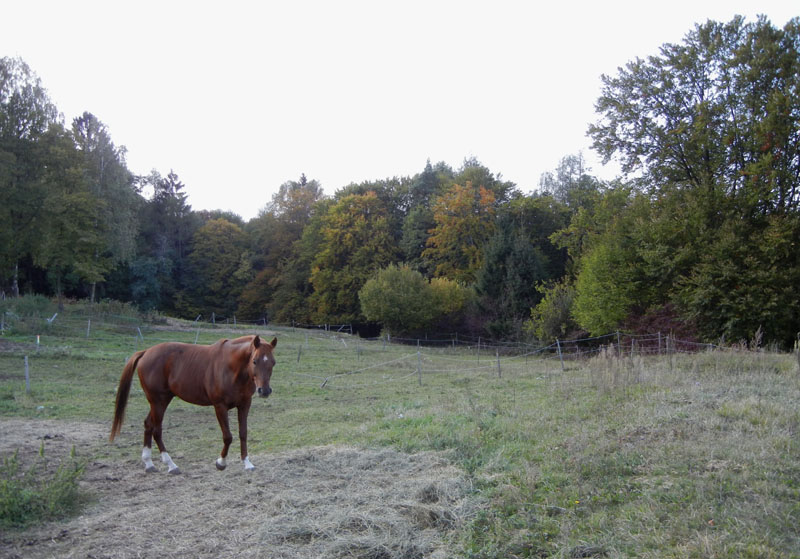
[110,350,146,442]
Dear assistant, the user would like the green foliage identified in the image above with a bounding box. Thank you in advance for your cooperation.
[359,264,434,334]
[538,152,603,210]
[526,280,577,342]
[590,16,800,215]
[676,215,800,346]
[0,56,59,142]
[134,170,197,314]
[582,16,800,345]
[475,195,571,338]
[476,223,548,338]
[0,448,85,529]
[35,125,106,296]
[310,191,400,323]
[254,174,325,269]
[0,293,53,317]
[237,268,274,321]
[180,218,248,317]
[572,231,647,336]
[71,112,138,269]
[128,256,169,311]
[359,264,472,335]
[400,206,435,273]
[266,199,332,325]
[424,182,496,284]
[428,277,473,323]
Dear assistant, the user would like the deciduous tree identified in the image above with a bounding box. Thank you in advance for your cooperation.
[310,191,400,323]
[423,182,496,284]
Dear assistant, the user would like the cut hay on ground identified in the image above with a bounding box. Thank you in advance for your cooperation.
[0,420,477,559]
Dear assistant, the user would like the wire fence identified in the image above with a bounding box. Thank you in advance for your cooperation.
[0,309,779,394]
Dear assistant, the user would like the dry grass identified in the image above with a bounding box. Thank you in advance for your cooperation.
[0,420,476,559]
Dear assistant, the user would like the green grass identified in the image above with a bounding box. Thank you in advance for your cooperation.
[1,321,799,557]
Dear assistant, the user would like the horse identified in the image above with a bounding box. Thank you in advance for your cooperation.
[109,334,277,473]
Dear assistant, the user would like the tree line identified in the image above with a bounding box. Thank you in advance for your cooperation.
[2,15,799,346]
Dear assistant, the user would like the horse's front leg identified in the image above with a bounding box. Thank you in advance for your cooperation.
[213,404,233,470]
[237,400,254,471]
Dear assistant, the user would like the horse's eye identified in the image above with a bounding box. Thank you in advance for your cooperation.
[253,359,258,365]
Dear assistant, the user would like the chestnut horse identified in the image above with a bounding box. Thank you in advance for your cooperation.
[110,335,277,473]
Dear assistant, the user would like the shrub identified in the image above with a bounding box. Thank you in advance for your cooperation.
[359,265,472,336]
[0,447,86,529]
[0,294,54,318]
[526,280,576,342]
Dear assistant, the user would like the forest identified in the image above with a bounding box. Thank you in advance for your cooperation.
[2,15,799,347]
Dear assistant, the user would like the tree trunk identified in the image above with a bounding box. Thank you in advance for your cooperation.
[56,273,64,311]
[11,263,19,297]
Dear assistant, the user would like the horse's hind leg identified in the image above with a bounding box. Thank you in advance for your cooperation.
[213,404,233,471]
[143,398,180,474]
[142,408,158,473]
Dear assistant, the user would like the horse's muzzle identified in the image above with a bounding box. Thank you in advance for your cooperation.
[257,386,272,398]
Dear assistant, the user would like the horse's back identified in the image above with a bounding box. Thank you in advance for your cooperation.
[137,341,229,405]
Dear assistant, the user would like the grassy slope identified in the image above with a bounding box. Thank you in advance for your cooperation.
[0,321,798,558]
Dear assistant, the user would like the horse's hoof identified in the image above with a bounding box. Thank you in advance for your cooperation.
[215,461,227,471]
[168,467,181,475]
[145,465,157,473]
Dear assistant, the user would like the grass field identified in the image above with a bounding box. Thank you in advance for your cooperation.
[0,315,799,558]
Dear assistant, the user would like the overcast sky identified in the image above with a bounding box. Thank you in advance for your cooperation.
[3,1,797,220]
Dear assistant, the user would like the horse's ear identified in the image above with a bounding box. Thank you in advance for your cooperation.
[253,335,261,348]
[270,337,277,348]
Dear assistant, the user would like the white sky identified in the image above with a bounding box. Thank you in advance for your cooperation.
[3,1,797,220]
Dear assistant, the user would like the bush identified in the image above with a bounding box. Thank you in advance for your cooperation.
[359,265,435,334]
[0,294,55,318]
[0,447,86,529]
[359,265,472,336]
[526,280,577,342]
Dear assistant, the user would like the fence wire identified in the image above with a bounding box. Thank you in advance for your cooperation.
[0,310,765,393]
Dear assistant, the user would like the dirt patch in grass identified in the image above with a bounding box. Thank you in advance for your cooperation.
[0,419,475,559]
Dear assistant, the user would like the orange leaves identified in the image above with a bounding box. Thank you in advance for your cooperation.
[423,182,496,284]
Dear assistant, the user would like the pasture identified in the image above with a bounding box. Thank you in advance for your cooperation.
[0,314,798,558]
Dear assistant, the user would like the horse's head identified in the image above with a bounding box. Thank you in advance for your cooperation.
[250,335,277,398]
